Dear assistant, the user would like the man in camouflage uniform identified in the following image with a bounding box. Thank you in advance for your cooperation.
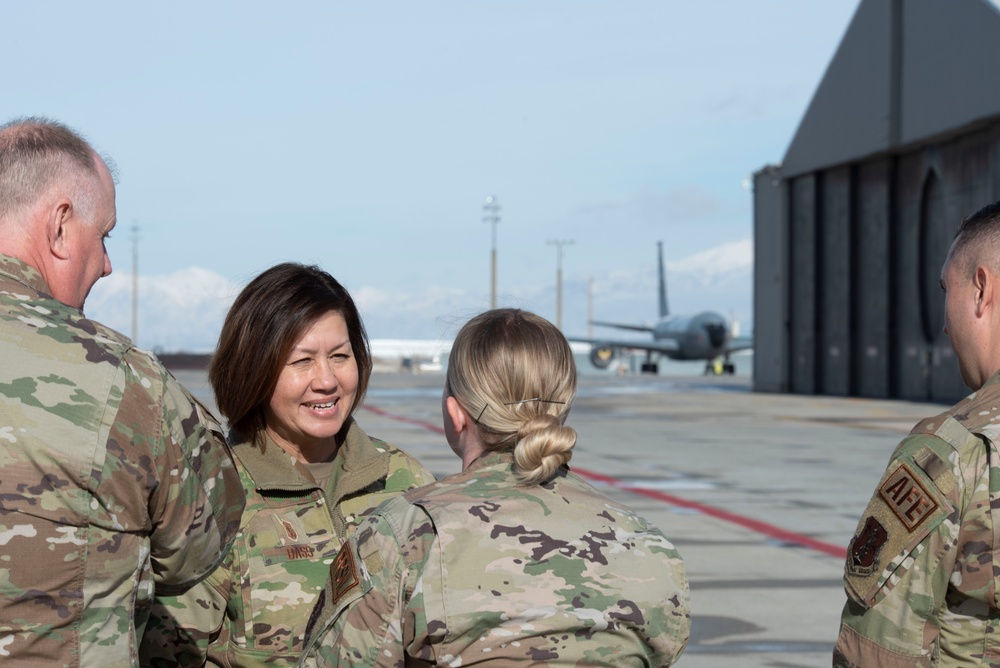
[0,117,244,666]
[300,449,691,667]
[835,200,1000,667]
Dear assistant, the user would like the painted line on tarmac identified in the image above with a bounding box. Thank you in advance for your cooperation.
[362,404,848,560]
[568,467,847,559]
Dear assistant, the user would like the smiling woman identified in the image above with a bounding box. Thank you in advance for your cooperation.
[265,311,360,462]
[138,262,434,668]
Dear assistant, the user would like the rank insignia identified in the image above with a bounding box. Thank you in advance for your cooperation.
[331,545,360,606]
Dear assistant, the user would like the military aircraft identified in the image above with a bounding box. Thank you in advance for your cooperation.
[569,241,752,375]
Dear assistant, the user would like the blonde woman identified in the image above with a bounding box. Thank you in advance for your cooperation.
[302,308,691,667]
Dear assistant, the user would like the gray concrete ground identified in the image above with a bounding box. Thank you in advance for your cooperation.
[172,368,944,668]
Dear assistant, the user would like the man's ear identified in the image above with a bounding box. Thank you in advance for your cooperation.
[974,266,995,318]
[446,395,470,435]
[47,200,73,260]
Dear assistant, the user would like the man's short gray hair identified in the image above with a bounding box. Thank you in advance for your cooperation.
[0,117,102,222]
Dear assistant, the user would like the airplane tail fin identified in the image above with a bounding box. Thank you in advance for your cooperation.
[657,241,669,319]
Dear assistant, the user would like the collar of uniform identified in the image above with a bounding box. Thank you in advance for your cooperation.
[328,416,390,501]
[231,417,389,495]
[979,369,1000,393]
[231,431,314,492]
[464,449,571,479]
[0,253,53,298]
[466,450,515,472]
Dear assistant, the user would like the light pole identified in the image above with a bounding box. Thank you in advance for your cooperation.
[483,195,501,308]
[547,239,574,330]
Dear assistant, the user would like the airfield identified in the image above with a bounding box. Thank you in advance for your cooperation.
[172,359,943,668]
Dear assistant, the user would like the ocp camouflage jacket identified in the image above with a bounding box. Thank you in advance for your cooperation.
[140,418,434,667]
[301,451,691,667]
[0,254,244,667]
[835,371,1000,667]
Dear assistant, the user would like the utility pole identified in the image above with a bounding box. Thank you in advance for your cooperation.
[547,239,574,330]
[482,195,501,308]
[131,222,140,344]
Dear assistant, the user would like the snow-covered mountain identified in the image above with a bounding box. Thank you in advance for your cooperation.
[85,268,240,352]
[85,239,754,351]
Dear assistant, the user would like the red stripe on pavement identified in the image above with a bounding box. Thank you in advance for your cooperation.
[362,403,848,559]
[568,466,847,559]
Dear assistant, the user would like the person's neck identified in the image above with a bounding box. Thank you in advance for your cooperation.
[266,428,339,464]
[460,438,487,471]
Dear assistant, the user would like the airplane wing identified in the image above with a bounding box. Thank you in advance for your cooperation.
[589,320,655,334]
[726,336,753,354]
[565,336,681,354]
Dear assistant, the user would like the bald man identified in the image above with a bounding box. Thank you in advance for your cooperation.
[0,117,244,666]
[834,200,1000,667]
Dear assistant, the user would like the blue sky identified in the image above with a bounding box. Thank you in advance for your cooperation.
[3,2,859,341]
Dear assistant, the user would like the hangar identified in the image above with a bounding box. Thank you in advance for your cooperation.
[753,0,1000,402]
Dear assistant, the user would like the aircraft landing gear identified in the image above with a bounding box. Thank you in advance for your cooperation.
[705,357,736,375]
[641,361,659,374]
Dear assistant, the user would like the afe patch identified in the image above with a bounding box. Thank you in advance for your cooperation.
[846,516,888,577]
[878,464,938,531]
[331,546,360,606]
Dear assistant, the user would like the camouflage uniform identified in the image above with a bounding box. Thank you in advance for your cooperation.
[0,254,244,667]
[835,372,1000,667]
[301,451,691,667]
[140,418,434,667]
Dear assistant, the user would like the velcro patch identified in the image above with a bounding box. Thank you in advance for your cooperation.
[878,464,938,531]
[846,516,888,577]
[270,514,307,546]
[262,544,317,565]
[844,458,951,607]
[331,545,360,606]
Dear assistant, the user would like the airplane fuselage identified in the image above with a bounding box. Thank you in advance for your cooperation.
[653,311,731,360]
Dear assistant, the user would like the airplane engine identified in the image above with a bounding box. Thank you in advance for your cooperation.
[590,344,617,369]
[704,322,727,349]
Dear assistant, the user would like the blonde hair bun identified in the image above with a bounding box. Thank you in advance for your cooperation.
[513,416,577,485]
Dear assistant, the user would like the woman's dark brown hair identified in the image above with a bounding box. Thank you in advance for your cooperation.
[209,262,371,445]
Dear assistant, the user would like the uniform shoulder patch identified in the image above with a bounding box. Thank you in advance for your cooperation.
[847,516,888,577]
[843,460,951,607]
[878,464,938,531]
[331,545,360,606]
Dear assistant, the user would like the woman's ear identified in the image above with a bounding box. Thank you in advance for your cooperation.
[445,395,469,435]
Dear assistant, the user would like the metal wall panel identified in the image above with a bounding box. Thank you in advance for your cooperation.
[789,175,818,394]
[891,152,931,400]
[752,166,788,393]
[902,1,1000,146]
[818,167,852,395]
[853,159,891,397]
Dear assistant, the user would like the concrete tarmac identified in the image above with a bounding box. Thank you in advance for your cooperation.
[173,368,943,668]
